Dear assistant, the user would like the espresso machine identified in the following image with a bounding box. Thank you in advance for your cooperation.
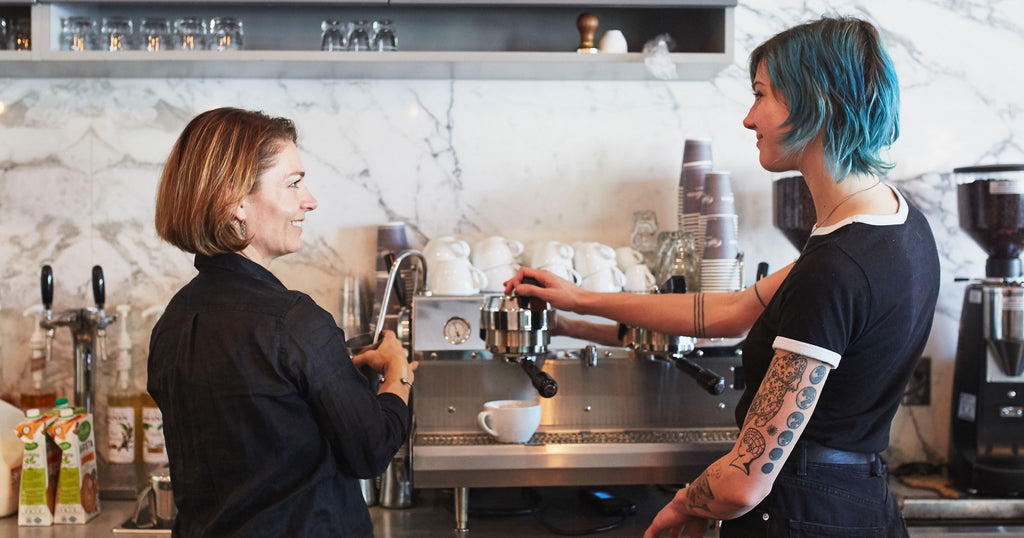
[950,164,1024,496]
[406,276,742,531]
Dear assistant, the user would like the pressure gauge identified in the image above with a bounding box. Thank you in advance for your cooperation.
[442,316,472,345]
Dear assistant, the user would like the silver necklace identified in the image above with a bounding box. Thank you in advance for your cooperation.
[817,180,880,227]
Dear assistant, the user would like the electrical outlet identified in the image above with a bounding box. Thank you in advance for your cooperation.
[902,357,931,406]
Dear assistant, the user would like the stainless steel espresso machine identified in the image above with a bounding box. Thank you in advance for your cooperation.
[405,275,742,530]
[950,164,1024,496]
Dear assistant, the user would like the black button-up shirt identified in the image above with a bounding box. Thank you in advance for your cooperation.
[148,253,410,537]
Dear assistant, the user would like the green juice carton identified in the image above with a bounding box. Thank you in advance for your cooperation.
[46,408,100,523]
[13,408,60,526]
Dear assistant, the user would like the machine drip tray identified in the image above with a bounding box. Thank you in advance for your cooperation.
[413,428,739,489]
[417,428,739,446]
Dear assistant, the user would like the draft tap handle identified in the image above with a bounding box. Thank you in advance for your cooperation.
[41,265,53,310]
[92,265,105,309]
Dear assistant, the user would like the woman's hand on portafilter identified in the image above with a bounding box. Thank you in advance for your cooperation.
[503,266,583,312]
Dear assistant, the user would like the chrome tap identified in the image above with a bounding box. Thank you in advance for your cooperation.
[373,249,426,344]
[38,265,117,414]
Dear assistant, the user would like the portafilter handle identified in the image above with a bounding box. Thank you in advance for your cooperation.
[671,355,726,396]
[520,358,558,398]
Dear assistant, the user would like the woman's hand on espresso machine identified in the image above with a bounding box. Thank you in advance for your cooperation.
[352,331,417,376]
[503,266,583,312]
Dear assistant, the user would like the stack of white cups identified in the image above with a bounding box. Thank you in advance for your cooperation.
[574,241,625,293]
[423,236,488,295]
[699,171,741,293]
[616,246,656,293]
[679,138,713,254]
[528,241,581,284]
[471,236,524,292]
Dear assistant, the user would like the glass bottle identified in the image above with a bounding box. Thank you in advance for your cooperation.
[140,391,167,466]
[106,305,141,464]
[18,308,56,411]
[655,231,698,292]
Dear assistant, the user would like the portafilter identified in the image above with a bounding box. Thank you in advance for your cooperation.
[624,276,725,395]
[480,277,558,398]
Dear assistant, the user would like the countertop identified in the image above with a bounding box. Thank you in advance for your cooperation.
[2,485,1023,537]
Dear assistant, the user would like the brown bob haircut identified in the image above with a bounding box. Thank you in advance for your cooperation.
[155,107,297,256]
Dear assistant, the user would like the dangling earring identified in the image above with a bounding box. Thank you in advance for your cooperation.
[239,220,246,239]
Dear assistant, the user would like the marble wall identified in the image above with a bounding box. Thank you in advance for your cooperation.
[1,0,1022,466]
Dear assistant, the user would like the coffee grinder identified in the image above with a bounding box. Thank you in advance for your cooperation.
[950,164,1024,495]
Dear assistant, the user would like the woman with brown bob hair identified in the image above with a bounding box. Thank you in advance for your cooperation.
[149,107,415,537]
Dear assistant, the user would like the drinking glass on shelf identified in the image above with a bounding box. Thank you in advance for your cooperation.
[174,16,206,51]
[101,17,133,51]
[0,18,8,51]
[210,17,243,51]
[348,20,371,51]
[61,16,96,52]
[140,18,172,52]
[372,19,397,51]
[320,19,348,51]
[12,17,30,51]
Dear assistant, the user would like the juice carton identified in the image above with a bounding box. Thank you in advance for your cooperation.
[13,408,60,526]
[46,409,100,524]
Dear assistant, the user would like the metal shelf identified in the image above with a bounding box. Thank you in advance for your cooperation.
[3,1,736,80]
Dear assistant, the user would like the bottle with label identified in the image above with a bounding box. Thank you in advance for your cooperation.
[18,307,56,412]
[106,305,141,465]
[140,391,166,466]
[140,305,168,467]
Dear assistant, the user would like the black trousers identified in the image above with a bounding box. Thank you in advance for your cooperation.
[719,442,909,537]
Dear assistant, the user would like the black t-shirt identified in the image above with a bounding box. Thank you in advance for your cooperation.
[738,186,939,454]
[148,253,411,537]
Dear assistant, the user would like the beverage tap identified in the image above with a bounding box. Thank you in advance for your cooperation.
[40,265,55,363]
[38,264,117,414]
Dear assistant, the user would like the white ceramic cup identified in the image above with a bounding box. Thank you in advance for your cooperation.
[528,241,575,268]
[477,400,542,444]
[581,265,626,293]
[427,257,487,295]
[624,264,656,293]
[471,236,524,269]
[614,246,645,271]
[538,262,583,285]
[481,263,520,292]
[423,236,471,263]
[574,242,617,277]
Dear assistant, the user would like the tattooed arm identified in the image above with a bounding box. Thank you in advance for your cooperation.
[644,349,831,538]
[505,262,794,339]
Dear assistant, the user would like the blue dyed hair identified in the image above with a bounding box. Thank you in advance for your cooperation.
[749,17,900,181]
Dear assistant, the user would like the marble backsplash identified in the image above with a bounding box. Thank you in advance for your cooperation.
[1,0,1022,467]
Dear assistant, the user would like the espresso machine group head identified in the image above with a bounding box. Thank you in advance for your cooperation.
[479,278,558,398]
[950,164,1024,496]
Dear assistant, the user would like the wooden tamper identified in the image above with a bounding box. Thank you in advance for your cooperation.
[576,13,599,53]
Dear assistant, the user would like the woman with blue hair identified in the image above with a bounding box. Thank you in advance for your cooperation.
[506,16,938,537]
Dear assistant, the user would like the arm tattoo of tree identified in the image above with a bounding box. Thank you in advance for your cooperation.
[693,293,707,338]
[687,471,714,513]
[746,353,807,427]
[729,427,766,475]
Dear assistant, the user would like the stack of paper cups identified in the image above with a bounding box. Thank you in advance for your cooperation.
[699,171,740,293]
[679,138,713,241]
